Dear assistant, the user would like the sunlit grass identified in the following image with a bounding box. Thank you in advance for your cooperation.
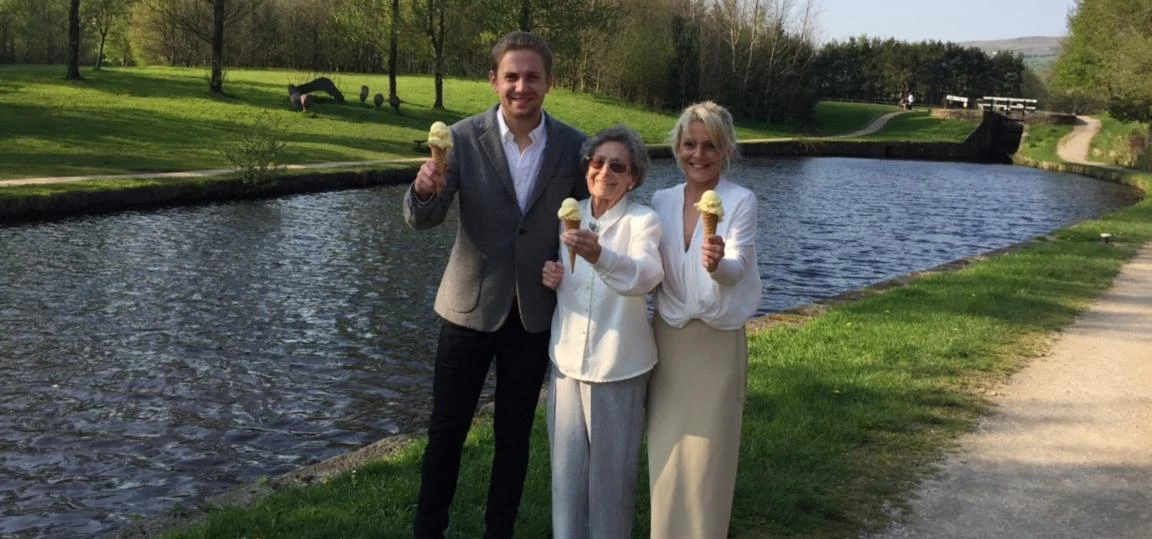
[1017,123,1072,163]
[0,65,813,180]
[809,101,901,136]
[859,110,979,142]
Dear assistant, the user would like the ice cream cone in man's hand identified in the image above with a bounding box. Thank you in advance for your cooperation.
[557,198,582,272]
[695,190,724,236]
[427,121,453,193]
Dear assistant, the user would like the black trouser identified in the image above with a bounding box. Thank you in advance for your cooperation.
[412,305,550,539]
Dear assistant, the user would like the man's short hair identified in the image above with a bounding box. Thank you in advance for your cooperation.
[490,31,554,76]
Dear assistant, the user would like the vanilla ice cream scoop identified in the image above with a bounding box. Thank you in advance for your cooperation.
[557,198,581,221]
[427,121,453,149]
[693,190,724,219]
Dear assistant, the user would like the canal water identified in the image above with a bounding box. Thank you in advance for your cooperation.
[0,157,1141,536]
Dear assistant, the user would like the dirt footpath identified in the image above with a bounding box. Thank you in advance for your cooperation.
[871,243,1152,538]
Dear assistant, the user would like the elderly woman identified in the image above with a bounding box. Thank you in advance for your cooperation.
[647,101,761,538]
[541,125,663,539]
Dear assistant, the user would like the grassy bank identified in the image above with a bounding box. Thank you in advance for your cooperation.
[2,65,950,183]
[1018,123,1072,163]
[808,101,899,136]
[861,110,980,142]
[158,135,1152,537]
[1088,114,1150,168]
[2,65,815,181]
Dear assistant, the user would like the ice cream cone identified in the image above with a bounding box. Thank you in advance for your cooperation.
[702,212,719,236]
[431,146,448,174]
[564,219,581,272]
[430,146,448,193]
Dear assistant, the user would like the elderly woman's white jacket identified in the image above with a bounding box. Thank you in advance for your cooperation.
[549,195,663,383]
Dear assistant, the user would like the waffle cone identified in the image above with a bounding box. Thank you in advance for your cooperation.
[430,146,448,193]
[564,219,581,272]
[702,212,720,236]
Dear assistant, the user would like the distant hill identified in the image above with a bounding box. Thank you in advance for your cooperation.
[960,36,1063,73]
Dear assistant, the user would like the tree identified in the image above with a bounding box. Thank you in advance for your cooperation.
[86,0,133,69]
[65,0,82,79]
[423,0,446,109]
[142,0,260,94]
[1053,0,1152,125]
[389,0,400,111]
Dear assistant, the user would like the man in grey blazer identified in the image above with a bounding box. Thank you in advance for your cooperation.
[403,31,587,539]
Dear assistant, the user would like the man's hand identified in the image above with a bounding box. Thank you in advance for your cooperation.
[702,235,724,273]
[542,260,564,289]
[412,159,445,198]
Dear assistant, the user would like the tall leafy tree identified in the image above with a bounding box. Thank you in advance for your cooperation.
[1053,0,1152,125]
[85,0,133,69]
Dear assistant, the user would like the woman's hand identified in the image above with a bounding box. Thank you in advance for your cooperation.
[561,229,602,265]
[702,235,724,273]
[542,260,565,289]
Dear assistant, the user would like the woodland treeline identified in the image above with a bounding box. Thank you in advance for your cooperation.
[3,0,1043,123]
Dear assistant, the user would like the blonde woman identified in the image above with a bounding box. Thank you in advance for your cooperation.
[647,101,761,538]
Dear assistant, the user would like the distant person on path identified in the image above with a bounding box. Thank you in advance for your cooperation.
[905,92,915,110]
[541,125,663,538]
[647,101,762,538]
[402,30,588,539]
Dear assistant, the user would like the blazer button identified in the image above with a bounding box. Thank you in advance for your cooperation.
[518,228,526,236]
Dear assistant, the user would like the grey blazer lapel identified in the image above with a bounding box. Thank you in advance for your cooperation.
[524,113,570,213]
[476,107,519,210]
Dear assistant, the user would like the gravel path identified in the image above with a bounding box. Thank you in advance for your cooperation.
[870,242,1152,538]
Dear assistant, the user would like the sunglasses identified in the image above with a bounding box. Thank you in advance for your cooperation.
[587,157,629,174]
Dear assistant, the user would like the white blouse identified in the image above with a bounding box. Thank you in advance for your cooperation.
[651,179,761,330]
[549,196,664,382]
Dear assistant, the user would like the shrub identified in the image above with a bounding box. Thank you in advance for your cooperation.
[222,113,288,186]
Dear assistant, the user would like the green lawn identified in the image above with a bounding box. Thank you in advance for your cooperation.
[1017,123,1073,164]
[860,110,980,142]
[1089,114,1149,168]
[0,65,813,180]
[809,101,901,136]
[0,66,934,181]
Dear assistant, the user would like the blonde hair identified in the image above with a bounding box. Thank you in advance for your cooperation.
[667,101,739,171]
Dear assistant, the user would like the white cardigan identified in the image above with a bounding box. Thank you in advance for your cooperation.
[549,196,664,382]
[651,179,761,330]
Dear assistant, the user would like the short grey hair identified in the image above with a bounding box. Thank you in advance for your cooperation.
[580,125,651,189]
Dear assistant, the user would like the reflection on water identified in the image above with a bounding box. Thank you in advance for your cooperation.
[0,157,1140,536]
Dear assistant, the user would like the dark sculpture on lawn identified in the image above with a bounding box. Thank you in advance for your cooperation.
[373,93,385,111]
[287,77,345,111]
[360,85,370,106]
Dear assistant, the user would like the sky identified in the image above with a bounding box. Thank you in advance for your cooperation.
[814,0,1075,43]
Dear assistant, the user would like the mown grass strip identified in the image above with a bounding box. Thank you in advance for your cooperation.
[859,110,980,142]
